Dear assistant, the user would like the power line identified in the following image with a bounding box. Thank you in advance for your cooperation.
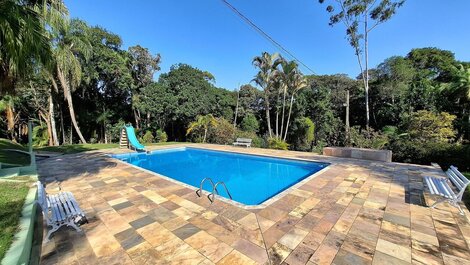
[220,0,316,75]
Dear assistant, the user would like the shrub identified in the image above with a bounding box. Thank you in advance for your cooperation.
[240,113,259,133]
[208,117,236,144]
[141,131,154,143]
[268,137,289,150]
[155,129,168,143]
[407,110,456,143]
[390,140,470,171]
[349,126,389,149]
[289,117,315,151]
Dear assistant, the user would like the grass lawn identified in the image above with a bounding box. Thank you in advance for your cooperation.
[0,182,30,261]
[0,139,30,166]
[35,141,181,154]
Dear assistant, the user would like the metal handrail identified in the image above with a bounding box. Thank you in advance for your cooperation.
[196,177,217,197]
[208,182,232,203]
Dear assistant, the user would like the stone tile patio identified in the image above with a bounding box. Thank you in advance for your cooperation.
[37,144,470,265]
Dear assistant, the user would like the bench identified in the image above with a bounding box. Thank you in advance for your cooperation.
[232,138,252,148]
[36,181,87,241]
[424,166,469,215]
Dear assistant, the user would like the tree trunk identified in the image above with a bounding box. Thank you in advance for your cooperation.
[264,93,272,138]
[134,109,141,129]
[203,128,208,143]
[233,89,240,127]
[6,104,16,142]
[57,66,87,144]
[283,95,295,141]
[345,89,350,144]
[364,13,370,128]
[48,87,59,146]
[60,107,65,144]
[280,86,287,140]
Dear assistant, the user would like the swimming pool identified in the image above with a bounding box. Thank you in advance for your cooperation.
[112,147,328,206]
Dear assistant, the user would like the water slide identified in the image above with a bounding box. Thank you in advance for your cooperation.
[124,125,146,151]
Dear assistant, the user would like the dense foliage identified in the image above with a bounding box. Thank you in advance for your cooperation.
[1,1,469,171]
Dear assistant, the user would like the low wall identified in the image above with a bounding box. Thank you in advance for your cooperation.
[1,186,38,265]
[323,147,392,162]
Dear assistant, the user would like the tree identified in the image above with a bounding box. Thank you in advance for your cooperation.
[240,113,259,133]
[186,114,218,143]
[0,0,68,93]
[407,110,456,143]
[319,0,405,127]
[53,19,91,143]
[128,45,161,129]
[281,60,308,141]
[252,52,283,138]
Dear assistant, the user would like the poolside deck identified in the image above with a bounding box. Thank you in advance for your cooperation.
[38,144,470,265]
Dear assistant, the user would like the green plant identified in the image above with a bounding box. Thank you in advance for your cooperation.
[407,110,456,143]
[186,114,218,143]
[208,117,236,145]
[141,131,154,143]
[349,126,389,149]
[155,129,168,143]
[240,113,259,133]
[32,124,49,146]
[268,137,289,150]
[289,117,315,151]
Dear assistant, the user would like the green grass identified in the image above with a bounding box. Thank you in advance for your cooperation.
[35,141,181,154]
[0,139,30,166]
[0,182,30,261]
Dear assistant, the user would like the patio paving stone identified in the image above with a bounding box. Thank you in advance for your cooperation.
[37,144,470,264]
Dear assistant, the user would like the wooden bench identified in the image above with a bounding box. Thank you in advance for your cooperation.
[36,181,87,241]
[424,166,469,215]
[232,138,252,148]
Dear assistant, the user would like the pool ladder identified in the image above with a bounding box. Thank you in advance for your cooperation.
[196,177,232,203]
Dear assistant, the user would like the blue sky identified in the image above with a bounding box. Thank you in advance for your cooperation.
[66,0,470,90]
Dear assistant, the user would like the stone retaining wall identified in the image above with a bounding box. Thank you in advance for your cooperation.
[323,147,392,162]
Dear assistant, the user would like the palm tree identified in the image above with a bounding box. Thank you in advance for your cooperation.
[252,52,283,138]
[0,0,68,93]
[279,60,298,139]
[186,114,218,143]
[283,67,307,141]
[53,19,91,144]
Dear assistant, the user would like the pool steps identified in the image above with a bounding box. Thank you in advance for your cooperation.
[196,177,232,203]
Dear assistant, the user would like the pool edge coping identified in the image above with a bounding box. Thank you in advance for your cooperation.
[108,145,334,210]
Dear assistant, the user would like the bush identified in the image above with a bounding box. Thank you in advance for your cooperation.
[141,131,154,143]
[407,110,456,143]
[390,140,470,171]
[349,126,389,149]
[268,137,289,150]
[240,113,259,133]
[289,117,315,151]
[208,118,236,144]
[155,129,168,143]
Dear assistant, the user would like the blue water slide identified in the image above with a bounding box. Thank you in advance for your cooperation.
[125,125,145,151]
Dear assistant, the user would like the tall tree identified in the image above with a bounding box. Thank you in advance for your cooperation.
[53,19,91,143]
[252,52,283,138]
[0,0,67,93]
[129,45,161,129]
[318,0,405,127]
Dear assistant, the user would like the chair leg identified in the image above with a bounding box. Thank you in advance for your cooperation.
[44,224,60,243]
[450,201,466,216]
[68,220,82,233]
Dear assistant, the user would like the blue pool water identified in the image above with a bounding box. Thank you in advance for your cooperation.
[112,148,328,205]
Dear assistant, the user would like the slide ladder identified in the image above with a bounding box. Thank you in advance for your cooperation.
[120,125,145,151]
